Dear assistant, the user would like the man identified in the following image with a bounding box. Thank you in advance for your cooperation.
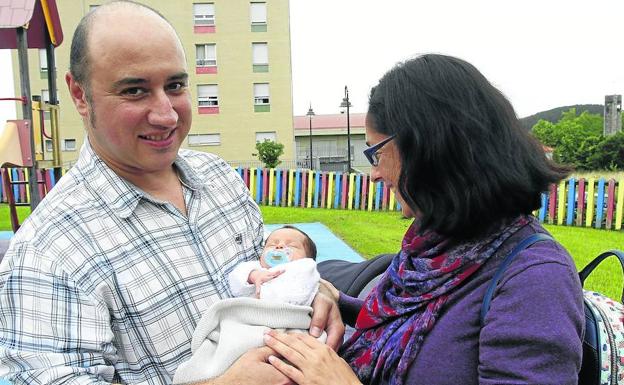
[0,2,343,384]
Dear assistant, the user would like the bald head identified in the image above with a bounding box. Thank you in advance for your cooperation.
[69,1,181,96]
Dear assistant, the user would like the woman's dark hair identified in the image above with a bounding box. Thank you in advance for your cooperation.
[367,54,570,240]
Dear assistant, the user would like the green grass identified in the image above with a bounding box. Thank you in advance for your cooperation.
[0,204,30,231]
[261,206,624,300]
[2,204,622,299]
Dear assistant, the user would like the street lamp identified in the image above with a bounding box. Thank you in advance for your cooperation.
[339,85,352,172]
[306,104,315,169]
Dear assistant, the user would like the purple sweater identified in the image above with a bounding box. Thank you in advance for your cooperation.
[339,222,584,385]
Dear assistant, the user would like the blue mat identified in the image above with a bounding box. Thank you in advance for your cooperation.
[1,224,364,263]
[264,222,363,263]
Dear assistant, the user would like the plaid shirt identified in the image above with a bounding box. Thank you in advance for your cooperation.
[0,140,263,384]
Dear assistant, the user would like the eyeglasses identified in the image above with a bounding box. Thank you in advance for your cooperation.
[363,134,396,167]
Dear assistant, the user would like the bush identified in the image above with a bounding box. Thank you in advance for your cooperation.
[586,132,624,170]
[255,140,284,169]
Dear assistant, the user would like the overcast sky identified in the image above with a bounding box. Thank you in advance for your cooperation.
[1,0,623,126]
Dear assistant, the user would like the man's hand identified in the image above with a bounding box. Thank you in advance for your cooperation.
[248,269,284,298]
[206,346,293,385]
[309,292,344,351]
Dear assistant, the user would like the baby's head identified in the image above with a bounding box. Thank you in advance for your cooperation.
[261,225,317,268]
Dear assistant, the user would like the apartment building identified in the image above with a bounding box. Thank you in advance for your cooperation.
[11,0,295,166]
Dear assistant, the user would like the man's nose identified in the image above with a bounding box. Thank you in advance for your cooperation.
[148,91,178,128]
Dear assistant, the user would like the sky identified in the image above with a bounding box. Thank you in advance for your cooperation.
[1,0,623,126]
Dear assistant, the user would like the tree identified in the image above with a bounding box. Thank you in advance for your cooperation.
[254,140,284,168]
[586,132,624,170]
[532,108,603,170]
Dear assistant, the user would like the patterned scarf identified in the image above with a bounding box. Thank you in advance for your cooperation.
[339,215,530,385]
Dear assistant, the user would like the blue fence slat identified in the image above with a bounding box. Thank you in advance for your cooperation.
[595,179,605,229]
[255,168,262,203]
[236,166,243,179]
[294,170,301,206]
[275,169,282,206]
[354,174,361,209]
[566,178,575,226]
[314,171,321,208]
[334,173,341,209]
[539,192,548,222]
[11,168,19,203]
[375,182,382,210]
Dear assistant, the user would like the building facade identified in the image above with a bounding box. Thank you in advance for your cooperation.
[11,0,295,166]
[293,113,368,173]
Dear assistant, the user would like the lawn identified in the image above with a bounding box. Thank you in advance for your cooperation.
[261,206,624,300]
[2,204,622,299]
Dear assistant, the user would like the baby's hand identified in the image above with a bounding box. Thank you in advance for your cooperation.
[248,269,284,298]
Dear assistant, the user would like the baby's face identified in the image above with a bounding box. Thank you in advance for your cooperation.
[261,228,309,268]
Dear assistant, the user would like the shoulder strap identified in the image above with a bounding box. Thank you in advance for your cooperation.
[479,233,553,327]
[578,250,624,302]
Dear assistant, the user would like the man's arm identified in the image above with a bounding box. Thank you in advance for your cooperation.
[0,243,116,384]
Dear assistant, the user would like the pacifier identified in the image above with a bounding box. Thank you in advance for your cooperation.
[263,248,292,267]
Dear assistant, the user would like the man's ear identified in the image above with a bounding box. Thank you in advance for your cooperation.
[65,71,89,118]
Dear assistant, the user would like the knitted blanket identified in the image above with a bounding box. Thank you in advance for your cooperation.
[173,297,326,384]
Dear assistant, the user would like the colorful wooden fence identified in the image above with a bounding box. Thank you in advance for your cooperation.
[1,167,623,231]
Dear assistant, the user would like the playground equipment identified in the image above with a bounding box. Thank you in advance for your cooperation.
[0,0,63,231]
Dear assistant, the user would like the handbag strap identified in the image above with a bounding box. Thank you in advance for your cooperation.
[578,250,624,302]
[479,233,554,327]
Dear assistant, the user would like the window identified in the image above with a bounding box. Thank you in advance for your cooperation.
[39,49,47,71]
[41,90,50,120]
[45,139,53,152]
[62,139,77,151]
[198,85,219,106]
[250,2,267,31]
[256,132,276,142]
[198,85,219,114]
[194,3,215,25]
[196,44,217,67]
[254,83,270,112]
[252,43,268,72]
[188,133,220,146]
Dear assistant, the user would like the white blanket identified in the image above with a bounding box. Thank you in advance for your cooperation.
[172,297,326,384]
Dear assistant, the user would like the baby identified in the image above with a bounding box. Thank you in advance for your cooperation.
[228,225,319,306]
[172,225,323,384]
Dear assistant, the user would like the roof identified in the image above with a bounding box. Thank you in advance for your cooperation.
[294,113,366,130]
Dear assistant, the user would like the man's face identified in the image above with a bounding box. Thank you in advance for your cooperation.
[67,9,192,177]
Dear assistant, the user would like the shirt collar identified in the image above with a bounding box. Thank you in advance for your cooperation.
[74,138,204,219]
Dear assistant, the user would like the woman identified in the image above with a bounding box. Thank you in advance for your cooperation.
[263,54,584,385]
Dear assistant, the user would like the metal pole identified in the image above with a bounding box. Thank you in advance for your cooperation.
[345,86,351,173]
[46,38,63,176]
[17,27,42,209]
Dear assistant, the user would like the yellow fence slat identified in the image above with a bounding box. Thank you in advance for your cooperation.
[249,168,256,198]
[348,173,355,210]
[327,172,334,209]
[389,189,396,211]
[557,180,566,225]
[268,168,275,206]
[585,178,595,228]
[616,177,624,231]
[307,171,314,208]
[286,169,294,207]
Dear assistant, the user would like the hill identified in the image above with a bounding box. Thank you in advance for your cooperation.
[519,104,603,130]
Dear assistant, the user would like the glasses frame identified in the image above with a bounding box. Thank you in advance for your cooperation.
[363,134,396,167]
